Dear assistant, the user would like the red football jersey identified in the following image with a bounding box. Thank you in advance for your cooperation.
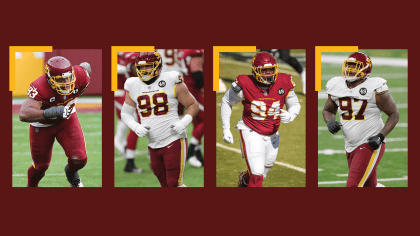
[117,54,127,90]
[236,74,295,136]
[177,49,204,89]
[27,65,90,125]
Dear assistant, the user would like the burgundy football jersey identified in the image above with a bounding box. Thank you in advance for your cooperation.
[177,49,204,88]
[236,74,295,136]
[27,65,90,125]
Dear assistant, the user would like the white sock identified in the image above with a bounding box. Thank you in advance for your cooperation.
[126,149,136,159]
[115,120,128,143]
[190,137,200,145]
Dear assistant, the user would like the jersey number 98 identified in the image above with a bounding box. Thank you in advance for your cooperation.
[137,93,169,118]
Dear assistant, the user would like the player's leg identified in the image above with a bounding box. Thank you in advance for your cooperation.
[163,138,187,187]
[56,114,86,187]
[149,146,167,187]
[28,126,55,187]
[239,130,265,187]
[263,133,280,182]
[364,143,386,187]
[346,143,385,187]
[124,111,143,173]
[187,88,204,167]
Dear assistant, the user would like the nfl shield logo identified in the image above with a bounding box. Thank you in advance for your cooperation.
[278,88,285,95]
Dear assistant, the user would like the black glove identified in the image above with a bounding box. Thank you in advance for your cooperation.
[367,133,385,150]
[43,106,70,119]
[327,120,341,134]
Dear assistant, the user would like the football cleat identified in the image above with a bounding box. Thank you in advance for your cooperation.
[237,170,248,187]
[124,159,143,173]
[188,156,202,168]
[195,149,204,166]
[64,164,83,187]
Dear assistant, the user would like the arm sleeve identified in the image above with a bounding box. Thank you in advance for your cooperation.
[121,102,140,132]
[285,90,301,119]
[220,87,243,130]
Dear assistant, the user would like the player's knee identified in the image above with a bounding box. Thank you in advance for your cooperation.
[35,163,49,173]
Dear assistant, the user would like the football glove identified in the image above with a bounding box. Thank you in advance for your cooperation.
[170,114,193,136]
[279,109,296,123]
[327,120,342,134]
[223,128,234,144]
[367,133,384,150]
[43,106,71,119]
[134,124,150,138]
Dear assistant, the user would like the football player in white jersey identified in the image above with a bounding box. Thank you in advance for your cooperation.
[322,52,399,187]
[121,52,199,187]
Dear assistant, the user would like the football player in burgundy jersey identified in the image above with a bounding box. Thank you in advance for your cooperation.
[323,52,399,187]
[121,52,199,187]
[178,49,204,167]
[220,51,301,187]
[19,56,91,187]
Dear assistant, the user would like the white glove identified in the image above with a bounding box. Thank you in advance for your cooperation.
[170,121,187,135]
[223,129,234,144]
[134,124,150,137]
[280,109,295,124]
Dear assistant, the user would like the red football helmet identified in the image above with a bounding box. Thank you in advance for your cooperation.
[135,52,163,82]
[252,51,278,84]
[45,56,76,95]
[342,52,372,82]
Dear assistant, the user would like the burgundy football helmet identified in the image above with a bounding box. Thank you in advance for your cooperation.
[342,52,372,82]
[135,52,163,82]
[251,51,278,84]
[45,56,76,95]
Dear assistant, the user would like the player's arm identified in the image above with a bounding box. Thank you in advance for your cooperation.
[280,90,301,123]
[79,62,92,77]
[19,98,71,122]
[220,83,243,143]
[170,82,199,135]
[190,56,204,90]
[376,91,399,137]
[176,82,199,119]
[323,94,341,134]
[120,92,149,137]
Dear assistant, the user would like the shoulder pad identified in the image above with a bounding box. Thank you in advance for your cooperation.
[231,81,242,92]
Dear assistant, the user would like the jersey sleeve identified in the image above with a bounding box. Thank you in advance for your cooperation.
[374,78,389,94]
[28,79,48,103]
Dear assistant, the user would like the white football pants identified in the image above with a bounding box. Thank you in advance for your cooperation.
[238,129,279,176]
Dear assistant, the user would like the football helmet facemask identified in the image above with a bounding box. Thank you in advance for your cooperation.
[252,51,278,85]
[45,56,76,95]
[342,52,372,82]
[135,52,163,82]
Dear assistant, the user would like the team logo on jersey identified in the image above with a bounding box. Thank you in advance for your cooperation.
[278,88,285,95]
[359,87,367,95]
[50,97,55,102]
[158,81,166,87]
[72,88,79,95]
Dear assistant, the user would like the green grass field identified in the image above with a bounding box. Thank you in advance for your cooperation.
[114,115,204,187]
[12,112,103,187]
[318,50,408,187]
[216,50,306,187]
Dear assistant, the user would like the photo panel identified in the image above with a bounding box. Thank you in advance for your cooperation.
[318,49,408,187]
[216,48,306,187]
[12,48,102,187]
[113,48,204,187]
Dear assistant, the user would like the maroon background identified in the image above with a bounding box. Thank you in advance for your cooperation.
[3,2,416,235]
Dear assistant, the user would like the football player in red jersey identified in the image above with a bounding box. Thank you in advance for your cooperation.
[19,56,91,187]
[323,52,399,187]
[220,51,301,187]
[178,49,204,167]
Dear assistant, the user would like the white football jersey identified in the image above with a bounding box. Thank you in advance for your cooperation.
[124,71,185,148]
[326,76,388,153]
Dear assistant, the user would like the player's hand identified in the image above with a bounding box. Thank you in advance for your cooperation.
[43,106,71,119]
[279,109,295,123]
[223,129,234,144]
[367,133,384,150]
[327,120,342,134]
[170,121,187,136]
[134,124,150,137]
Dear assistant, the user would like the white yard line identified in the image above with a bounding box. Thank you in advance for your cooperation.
[216,142,305,173]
